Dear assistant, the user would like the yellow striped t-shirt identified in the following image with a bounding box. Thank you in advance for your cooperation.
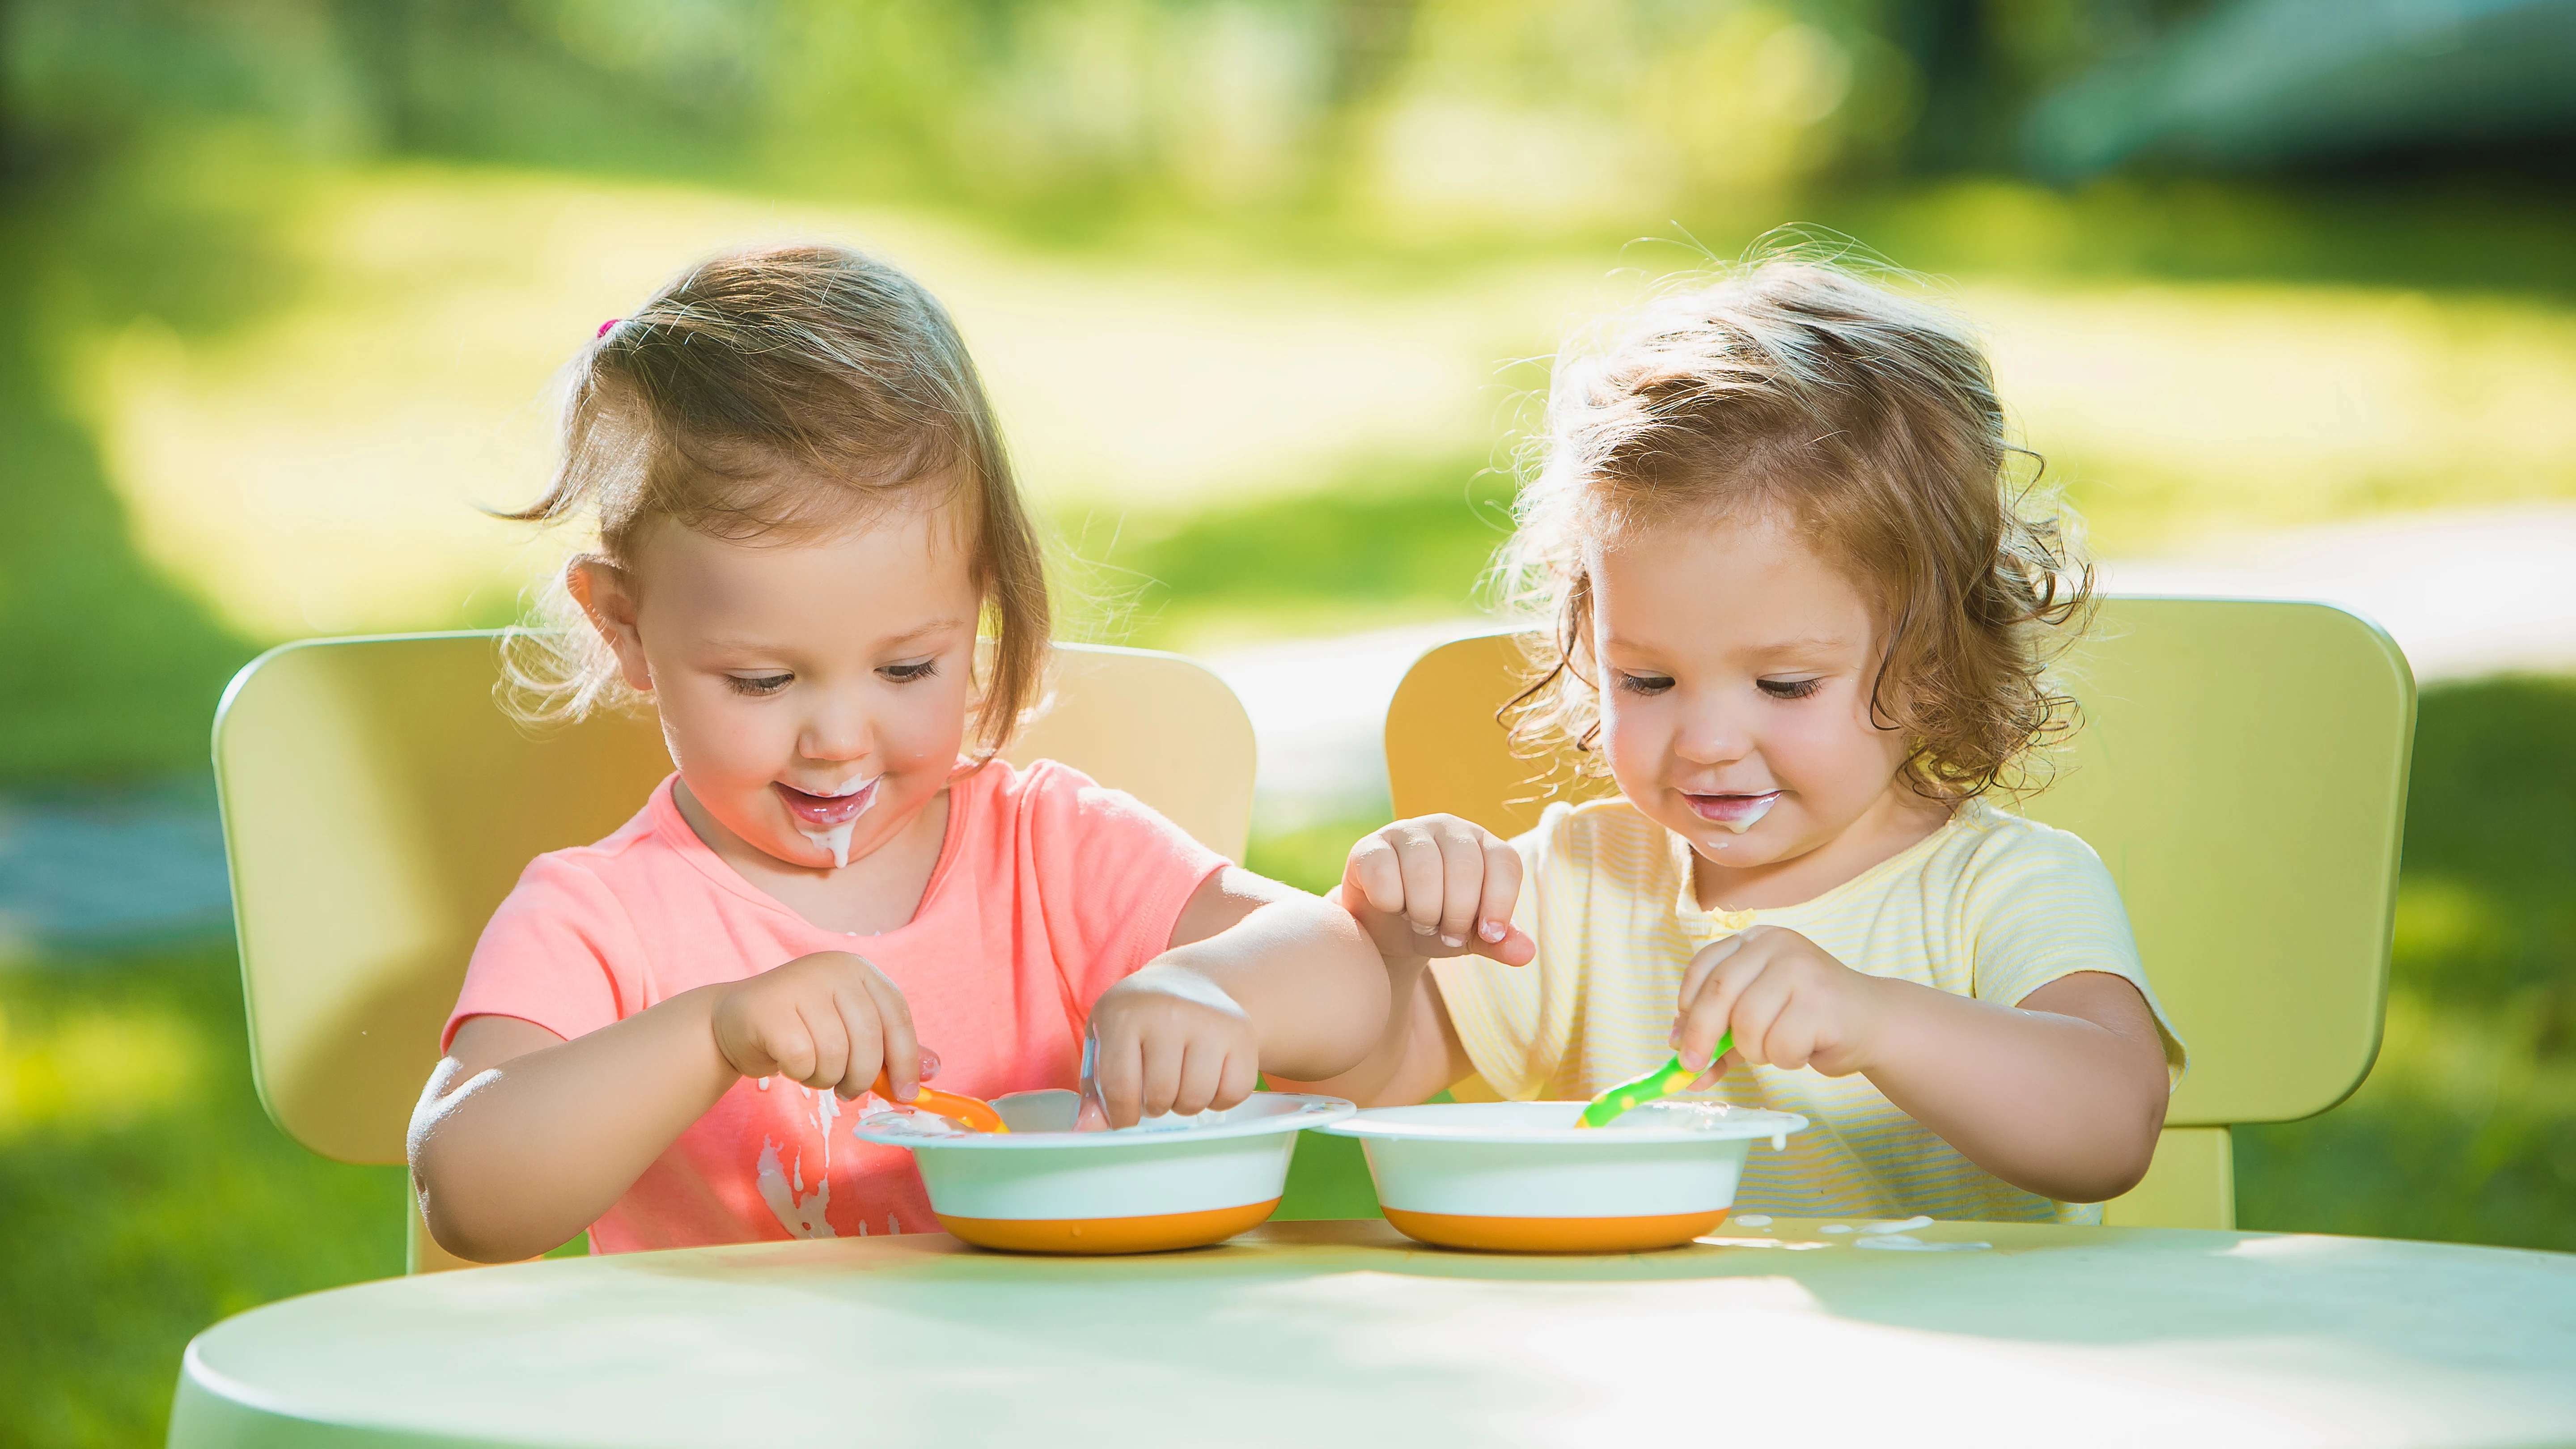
[1429,796,2187,1224]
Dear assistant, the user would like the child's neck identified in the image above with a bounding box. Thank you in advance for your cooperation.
[674,780,953,937]
[1690,782,1953,913]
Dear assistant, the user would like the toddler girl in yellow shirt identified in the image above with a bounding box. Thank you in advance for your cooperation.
[1289,258,2187,1223]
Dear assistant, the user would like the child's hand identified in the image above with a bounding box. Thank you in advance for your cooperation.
[1671,926,1890,1082]
[1084,964,1260,1127]
[1338,815,1537,967]
[708,951,922,1101]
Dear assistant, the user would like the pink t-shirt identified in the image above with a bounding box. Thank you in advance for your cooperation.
[444,758,1228,1253]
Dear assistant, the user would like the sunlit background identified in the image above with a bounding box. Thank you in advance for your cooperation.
[4,2,2573,1439]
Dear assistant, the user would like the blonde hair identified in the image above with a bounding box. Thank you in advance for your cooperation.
[1500,257,2092,801]
[500,242,1049,755]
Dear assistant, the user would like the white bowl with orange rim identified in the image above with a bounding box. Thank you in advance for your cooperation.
[851,1090,1354,1254]
[1319,1099,1805,1253]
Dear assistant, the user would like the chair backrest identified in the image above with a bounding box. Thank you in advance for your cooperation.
[1384,598,2415,1129]
[215,633,1255,1167]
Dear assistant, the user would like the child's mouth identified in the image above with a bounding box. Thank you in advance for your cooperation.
[775,777,878,830]
[1685,790,1781,835]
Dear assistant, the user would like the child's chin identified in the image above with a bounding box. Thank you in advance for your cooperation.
[1685,825,1786,864]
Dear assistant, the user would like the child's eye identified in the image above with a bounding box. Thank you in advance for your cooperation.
[879,659,939,683]
[1614,671,1674,696]
[1758,677,1824,700]
[727,673,794,697]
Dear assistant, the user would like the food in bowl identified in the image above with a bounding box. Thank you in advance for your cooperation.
[1320,1099,1805,1253]
[851,1090,1354,1254]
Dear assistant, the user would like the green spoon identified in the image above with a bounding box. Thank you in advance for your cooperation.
[1575,1033,1732,1128]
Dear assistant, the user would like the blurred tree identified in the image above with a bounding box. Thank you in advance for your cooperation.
[0,0,744,782]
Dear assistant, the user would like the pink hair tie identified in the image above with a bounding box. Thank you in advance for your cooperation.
[596,318,622,339]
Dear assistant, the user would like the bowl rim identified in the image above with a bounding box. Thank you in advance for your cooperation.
[1318,1099,1807,1146]
[849,1091,1356,1150]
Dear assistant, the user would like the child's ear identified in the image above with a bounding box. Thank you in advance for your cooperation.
[566,555,654,695]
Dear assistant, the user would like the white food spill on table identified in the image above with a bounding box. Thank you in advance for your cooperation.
[1821,1223,1853,1233]
[1856,1215,1934,1235]
[1696,1236,1831,1250]
[800,820,856,869]
[754,1138,835,1238]
[1855,1234,1991,1252]
[1733,1214,1772,1227]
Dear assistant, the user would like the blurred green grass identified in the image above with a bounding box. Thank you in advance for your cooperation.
[1059,450,1515,650]
[2235,675,2576,1248]
[0,949,406,1447]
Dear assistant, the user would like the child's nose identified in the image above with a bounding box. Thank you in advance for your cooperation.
[798,699,874,763]
[1672,699,1752,764]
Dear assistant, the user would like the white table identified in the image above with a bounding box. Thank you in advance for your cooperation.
[172,1219,2576,1447]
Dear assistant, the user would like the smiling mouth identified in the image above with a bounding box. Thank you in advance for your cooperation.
[775,777,879,829]
[1684,790,1782,835]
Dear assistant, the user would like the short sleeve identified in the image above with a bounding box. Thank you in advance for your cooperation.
[1964,822,2188,1081]
[442,856,642,1051]
[1430,803,1589,1102]
[1019,762,1231,1013]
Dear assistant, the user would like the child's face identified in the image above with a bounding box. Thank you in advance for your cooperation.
[1589,508,1918,873]
[579,501,983,873]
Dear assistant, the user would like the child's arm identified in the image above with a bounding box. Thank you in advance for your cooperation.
[1263,817,1534,1107]
[1670,928,2171,1203]
[409,951,926,1263]
[1084,867,1390,1125]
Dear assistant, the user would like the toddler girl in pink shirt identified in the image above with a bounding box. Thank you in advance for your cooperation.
[407,243,1386,1261]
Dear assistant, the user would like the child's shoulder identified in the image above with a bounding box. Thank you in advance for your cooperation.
[526,778,682,879]
[1931,797,2116,890]
[504,776,710,908]
[955,755,1117,820]
[957,754,1217,859]
[1519,796,1680,881]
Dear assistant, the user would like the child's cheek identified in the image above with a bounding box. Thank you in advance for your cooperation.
[883,672,974,775]
[1595,697,1664,798]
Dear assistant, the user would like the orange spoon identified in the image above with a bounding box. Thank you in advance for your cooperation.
[869,1069,1008,1133]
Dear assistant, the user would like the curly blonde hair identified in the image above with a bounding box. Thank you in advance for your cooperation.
[499,242,1049,756]
[1498,257,2092,802]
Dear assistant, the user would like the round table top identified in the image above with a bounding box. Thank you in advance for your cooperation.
[174,1219,2576,1449]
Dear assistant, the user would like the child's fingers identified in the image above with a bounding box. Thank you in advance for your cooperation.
[1468,923,1538,967]
[1089,1027,1143,1128]
[1343,834,1407,918]
[1678,932,1751,1004]
[792,997,850,1093]
[1214,1047,1260,1113]
[1136,1030,1186,1120]
[1726,970,1798,1068]
[1392,826,1450,938]
[862,973,919,1102]
[724,1036,786,1080]
[827,985,883,1100]
[1685,1046,1742,1092]
[1433,822,1489,947]
[1170,1037,1227,1118]
[1674,943,1767,1071]
[1473,836,1524,946]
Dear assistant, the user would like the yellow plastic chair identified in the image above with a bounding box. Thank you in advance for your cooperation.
[214,633,1255,1272]
[1369,598,2414,1229]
